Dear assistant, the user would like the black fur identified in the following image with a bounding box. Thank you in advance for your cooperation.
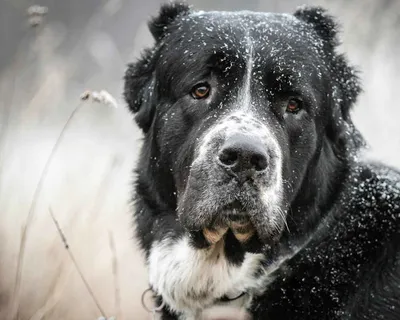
[148,2,191,41]
[124,3,400,319]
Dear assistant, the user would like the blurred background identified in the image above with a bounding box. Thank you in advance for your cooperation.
[0,0,399,319]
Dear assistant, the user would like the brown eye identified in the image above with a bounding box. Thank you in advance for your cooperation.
[191,83,210,99]
[286,98,302,114]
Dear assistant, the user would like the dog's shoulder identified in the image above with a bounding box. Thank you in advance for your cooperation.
[343,161,400,224]
[320,161,400,317]
[342,162,400,318]
[331,160,400,264]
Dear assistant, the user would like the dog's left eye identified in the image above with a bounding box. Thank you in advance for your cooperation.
[191,83,210,99]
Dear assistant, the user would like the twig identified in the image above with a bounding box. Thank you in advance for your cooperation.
[49,207,107,317]
[108,231,122,320]
[10,102,84,319]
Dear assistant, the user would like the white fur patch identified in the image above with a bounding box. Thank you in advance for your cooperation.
[241,31,253,108]
[148,235,264,318]
[148,234,301,319]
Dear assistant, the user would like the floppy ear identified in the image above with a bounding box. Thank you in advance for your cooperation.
[124,49,157,133]
[294,6,363,149]
[123,2,190,132]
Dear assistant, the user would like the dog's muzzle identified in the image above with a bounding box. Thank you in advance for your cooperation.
[200,133,271,244]
[178,118,284,246]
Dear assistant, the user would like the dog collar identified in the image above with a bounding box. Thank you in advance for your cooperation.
[142,287,248,315]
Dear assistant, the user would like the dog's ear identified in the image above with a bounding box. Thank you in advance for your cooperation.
[124,2,190,132]
[294,6,361,119]
[294,6,363,149]
[294,6,338,47]
[124,49,156,132]
[149,2,191,42]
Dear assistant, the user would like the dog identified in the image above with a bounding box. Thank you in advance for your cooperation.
[124,3,400,319]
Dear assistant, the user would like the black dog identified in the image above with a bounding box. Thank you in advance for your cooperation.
[124,3,400,319]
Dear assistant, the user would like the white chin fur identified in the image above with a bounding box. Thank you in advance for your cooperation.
[148,235,265,317]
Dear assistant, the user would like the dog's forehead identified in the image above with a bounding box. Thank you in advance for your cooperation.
[189,10,299,29]
[157,10,325,90]
[172,10,323,54]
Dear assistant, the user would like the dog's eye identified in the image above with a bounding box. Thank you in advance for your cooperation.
[191,83,210,99]
[286,98,302,114]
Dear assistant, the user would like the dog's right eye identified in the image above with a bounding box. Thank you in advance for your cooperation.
[191,83,210,99]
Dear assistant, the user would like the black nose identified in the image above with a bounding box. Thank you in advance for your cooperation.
[218,134,268,173]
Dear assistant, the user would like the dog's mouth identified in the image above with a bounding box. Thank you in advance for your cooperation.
[178,158,286,249]
[202,201,256,245]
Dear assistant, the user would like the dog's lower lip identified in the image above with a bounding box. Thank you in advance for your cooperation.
[203,220,255,244]
[203,227,229,244]
[203,206,255,244]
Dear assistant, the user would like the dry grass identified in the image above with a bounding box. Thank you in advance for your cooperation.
[10,101,85,320]
[0,1,399,320]
[0,3,149,318]
[108,231,122,320]
[48,207,107,317]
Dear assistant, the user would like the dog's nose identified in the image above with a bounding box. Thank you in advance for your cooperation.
[218,134,268,173]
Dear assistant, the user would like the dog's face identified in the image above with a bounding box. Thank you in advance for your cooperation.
[166,12,326,247]
[125,4,360,253]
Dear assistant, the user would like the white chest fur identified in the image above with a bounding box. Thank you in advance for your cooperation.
[148,235,266,317]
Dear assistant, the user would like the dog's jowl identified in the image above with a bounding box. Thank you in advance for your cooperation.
[124,3,400,319]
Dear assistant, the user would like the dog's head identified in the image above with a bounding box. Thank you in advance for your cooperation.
[125,3,362,252]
